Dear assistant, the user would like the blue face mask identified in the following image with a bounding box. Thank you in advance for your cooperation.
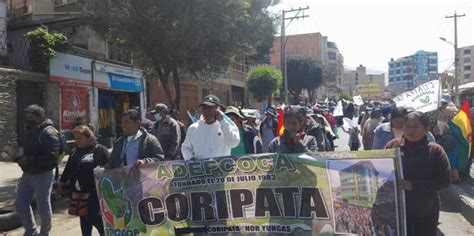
[154,114,161,121]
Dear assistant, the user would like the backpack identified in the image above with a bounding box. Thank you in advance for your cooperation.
[39,126,67,180]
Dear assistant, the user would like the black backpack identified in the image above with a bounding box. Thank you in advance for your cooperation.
[39,126,67,180]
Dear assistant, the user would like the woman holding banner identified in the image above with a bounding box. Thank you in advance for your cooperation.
[385,112,450,236]
[268,108,318,153]
[56,125,109,236]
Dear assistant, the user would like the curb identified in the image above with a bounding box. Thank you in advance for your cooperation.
[440,184,474,225]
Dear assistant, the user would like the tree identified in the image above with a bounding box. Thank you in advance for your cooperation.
[83,0,276,108]
[286,57,323,103]
[247,66,282,106]
[25,27,68,73]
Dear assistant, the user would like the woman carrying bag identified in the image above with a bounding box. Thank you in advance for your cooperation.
[55,125,110,236]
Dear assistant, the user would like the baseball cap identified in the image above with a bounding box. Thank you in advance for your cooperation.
[200,95,220,107]
[150,103,168,114]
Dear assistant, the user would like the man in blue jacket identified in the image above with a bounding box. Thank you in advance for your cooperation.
[16,104,60,236]
[225,106,262,155]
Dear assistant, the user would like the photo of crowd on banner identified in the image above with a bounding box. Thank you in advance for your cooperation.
[328,159,398,236]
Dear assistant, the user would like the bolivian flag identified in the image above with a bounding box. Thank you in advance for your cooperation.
[277,108,285,136]
[448,100,472,171]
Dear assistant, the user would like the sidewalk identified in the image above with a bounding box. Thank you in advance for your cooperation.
[439,164,474,225]
[0,160,100,235]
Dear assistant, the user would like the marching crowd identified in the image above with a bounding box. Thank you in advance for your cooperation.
[13,93,472,236]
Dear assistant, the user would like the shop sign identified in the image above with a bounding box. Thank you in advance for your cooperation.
[108,73,142,92]
[61,85,89,130]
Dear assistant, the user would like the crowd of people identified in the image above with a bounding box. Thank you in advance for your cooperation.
[334,203,375,236]
[13,93,472,236]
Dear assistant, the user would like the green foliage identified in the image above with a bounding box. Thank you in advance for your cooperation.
[247,66,282,100]
[286,58,323,101]
[83,0,276,108]
[25,27,68,73]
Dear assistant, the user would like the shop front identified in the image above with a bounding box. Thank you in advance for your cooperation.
[50,52,146,145]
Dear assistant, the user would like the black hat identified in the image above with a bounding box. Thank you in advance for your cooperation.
[200,94,220,107]
[150,103,168,114]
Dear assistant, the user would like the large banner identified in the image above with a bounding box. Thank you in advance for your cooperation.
[94,149,405,236]
[392,80,441,112]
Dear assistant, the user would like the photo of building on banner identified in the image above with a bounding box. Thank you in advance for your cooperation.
[94,149,405,236]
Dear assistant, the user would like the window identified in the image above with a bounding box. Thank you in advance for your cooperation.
[107,41,132,64]
[464,58,471,63]
[389,78,394,82]
[464,74,471,79]
[464,49,471,54]
[327,52,337,60]
[464,66,471,71]
[396,77,401,81]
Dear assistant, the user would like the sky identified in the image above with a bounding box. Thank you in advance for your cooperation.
[269,0,473,74]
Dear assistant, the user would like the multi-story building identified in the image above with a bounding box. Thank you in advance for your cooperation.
[458,45,473,84]
[271,33,344,100]
[388,50,438,95]
[342,65,385,99]
[339,160,379,204]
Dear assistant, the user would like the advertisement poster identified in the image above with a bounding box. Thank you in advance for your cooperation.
[94,149,405,236]
[61,85,89,130]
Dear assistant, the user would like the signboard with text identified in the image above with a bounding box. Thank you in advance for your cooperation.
[393,80,441,113]
[94,149,405,236]
[60,85,89,130]
[50,52,143,91]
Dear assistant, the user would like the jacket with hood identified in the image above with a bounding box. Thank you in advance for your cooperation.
[21,119,60,174]
[108,128,165,169]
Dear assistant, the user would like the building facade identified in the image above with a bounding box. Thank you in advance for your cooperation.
[342,65,385,99]
[458,45,473,84]
[339,161,379,204]
[388,50,438,95]
[270,33,344,100]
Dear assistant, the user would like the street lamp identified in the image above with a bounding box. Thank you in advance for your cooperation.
[439,37,459,105]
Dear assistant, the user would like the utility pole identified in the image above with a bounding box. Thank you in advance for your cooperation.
[445,11,465,106]
[280,6,309,105]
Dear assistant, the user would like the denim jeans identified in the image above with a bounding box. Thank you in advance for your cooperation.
[15,171,53,236]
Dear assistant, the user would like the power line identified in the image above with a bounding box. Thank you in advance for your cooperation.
[281,6,309,104]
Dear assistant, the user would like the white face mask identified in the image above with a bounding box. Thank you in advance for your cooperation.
[154,114,161,121]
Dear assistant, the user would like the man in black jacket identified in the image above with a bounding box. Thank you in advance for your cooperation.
[108,109,165,169]
[150,103,181,160]
[15,104,60,236]
[301,107,327,151]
